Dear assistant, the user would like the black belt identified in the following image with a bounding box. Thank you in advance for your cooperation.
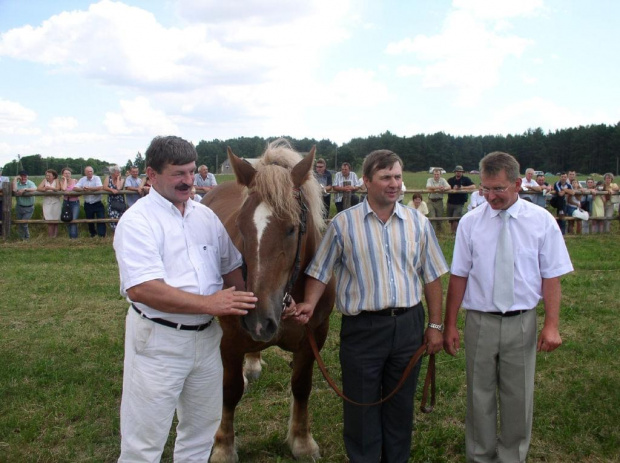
[364,303,420,317]
[132,304,213,331]
[487,309,527,317]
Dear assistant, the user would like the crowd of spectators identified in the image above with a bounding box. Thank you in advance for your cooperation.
[1,162,618,239]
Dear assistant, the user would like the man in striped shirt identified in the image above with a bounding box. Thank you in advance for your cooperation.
[292,149,448,462]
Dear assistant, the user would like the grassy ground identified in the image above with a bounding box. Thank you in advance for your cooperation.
[1,232,619,462]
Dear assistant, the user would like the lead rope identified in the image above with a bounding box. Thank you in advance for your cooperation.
[306,324,436,411]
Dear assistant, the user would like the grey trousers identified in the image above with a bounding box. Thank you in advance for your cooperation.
[464,309,537,463]
[17,204,34,239]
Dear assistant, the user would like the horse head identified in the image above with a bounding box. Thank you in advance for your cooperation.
[227,140,322,342]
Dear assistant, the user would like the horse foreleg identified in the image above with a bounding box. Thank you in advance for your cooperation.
[243,351,265,383]
[210,350,245,463]
[287,348,321,460]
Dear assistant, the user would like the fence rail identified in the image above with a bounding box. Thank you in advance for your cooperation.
[1,182,617,240]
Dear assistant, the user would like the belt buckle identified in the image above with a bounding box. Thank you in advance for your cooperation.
[390,308,397,317]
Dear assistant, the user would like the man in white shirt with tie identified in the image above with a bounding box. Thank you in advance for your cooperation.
[443,151,573,463]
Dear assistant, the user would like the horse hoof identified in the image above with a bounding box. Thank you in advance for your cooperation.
[287,433,320,460]
[209,443,239,463]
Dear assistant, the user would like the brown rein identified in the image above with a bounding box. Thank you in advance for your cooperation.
[305,324,436,411]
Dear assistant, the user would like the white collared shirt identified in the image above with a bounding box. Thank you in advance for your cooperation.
[76,175,103,204]
[113,186,242,325]
[451,198,573,312]
[521,177,539,201]
[194,172,217,187]
[332,171,360,203]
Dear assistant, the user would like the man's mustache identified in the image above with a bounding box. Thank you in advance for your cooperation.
[176,183,192,191]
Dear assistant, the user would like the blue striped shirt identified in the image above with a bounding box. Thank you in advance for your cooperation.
[305,200,448,315]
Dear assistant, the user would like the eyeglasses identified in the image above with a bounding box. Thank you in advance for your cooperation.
[481,186,510,194]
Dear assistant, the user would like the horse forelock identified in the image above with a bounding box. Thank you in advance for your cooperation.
[246,139,325,235]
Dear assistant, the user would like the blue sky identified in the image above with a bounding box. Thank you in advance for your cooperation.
[1,0,619,168]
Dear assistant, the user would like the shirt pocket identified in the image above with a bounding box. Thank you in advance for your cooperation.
[193,243,221,286]
[515,248,540,279]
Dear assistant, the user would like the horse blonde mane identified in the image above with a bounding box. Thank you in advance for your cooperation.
[251,138,326,233]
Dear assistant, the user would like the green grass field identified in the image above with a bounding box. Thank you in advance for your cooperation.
[1,231,618,462]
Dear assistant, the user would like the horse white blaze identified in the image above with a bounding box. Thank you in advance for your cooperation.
[252,202,273,337]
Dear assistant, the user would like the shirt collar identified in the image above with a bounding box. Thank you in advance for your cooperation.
[362,198,407,222]
[150,186,194,217]
[489,197,522,220]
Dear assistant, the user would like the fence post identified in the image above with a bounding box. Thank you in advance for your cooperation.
[2,182,11,240]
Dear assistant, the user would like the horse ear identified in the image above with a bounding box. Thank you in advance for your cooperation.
[291,146,316,188]
[228,146,257,188]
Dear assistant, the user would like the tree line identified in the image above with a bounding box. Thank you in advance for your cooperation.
[3,122,619,176]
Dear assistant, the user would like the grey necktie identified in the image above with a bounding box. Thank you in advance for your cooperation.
[493,210,514,313]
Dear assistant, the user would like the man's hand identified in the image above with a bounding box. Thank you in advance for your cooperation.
[207,286,257,316]
[537,325,562,352]
[287,302,315,325]
[443,325,461,356]
[424,328,443,354]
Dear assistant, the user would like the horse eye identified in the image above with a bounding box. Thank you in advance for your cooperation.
[287,226,295,236]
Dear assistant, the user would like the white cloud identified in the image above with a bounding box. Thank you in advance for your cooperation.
[387,0,542,106]
[452,0,545,20]
[396,66,423,77]
[0,99,39,135]
[49,116,78,131]
[104,97,179,135]
[493,97,583,131]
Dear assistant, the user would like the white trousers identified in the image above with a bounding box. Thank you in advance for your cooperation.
[119,307,223,463]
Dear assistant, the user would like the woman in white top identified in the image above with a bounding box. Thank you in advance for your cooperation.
[38,169,62,237]
[407,192,429,215]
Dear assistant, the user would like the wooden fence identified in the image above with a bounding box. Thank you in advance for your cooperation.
[1,182,617,240]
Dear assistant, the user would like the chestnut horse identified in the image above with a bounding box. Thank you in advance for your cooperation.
[204,139,335,462]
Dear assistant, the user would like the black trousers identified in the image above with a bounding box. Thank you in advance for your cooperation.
[340,303,425,463]
[84,201,106,237]
[322,194,331,219]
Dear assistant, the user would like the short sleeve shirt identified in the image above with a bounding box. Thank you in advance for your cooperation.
[113,187,242,325]
[451,198,573,312]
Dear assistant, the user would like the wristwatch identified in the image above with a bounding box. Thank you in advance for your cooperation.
[427,322,444,332]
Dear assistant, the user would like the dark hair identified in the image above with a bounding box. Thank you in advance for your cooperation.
[145,136,197,173]
[412,192,422,200]
[46,169,59,179]
[362,150,403,180]
[479,151,520,182]
[61,167,72,174]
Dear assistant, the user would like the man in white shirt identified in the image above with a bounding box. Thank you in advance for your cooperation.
[520,168,538,202]
[332,162,360,212]
[194,164,217,195]
[467,186,486,211]
[74,166,106,237]
[0,167,9,223]
[426,168,450,233]
[444,151,573,463]
[113,136,257,462]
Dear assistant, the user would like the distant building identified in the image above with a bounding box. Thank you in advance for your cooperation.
[219,158,261,174]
